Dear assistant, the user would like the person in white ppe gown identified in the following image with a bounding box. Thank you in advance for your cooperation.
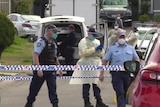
[126,27,139,49]
[108,24,123,47]
[70,28,108,107]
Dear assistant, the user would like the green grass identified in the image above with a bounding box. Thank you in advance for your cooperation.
[0,36,34,65]
[0,74,12,76]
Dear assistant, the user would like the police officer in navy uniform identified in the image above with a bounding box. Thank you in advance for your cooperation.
[25,25,63,107]
[99,30,140,107]
[59,24,77,75]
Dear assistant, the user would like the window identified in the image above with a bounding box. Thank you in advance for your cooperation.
[10,15,18,21]
[103,0,128,5]
[21,15,41,22]
[138,30,153,40]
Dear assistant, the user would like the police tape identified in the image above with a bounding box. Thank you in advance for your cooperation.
[0,76,111,80]
[0,65,123,71]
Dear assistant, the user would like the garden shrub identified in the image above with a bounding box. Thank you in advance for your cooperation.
[138,14,150,23]
[154,14,160,23]
[0,12,15,58]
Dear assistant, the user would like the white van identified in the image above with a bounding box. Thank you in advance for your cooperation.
[29,15,107,75]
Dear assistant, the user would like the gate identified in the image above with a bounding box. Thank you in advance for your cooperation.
[0,0,10,15]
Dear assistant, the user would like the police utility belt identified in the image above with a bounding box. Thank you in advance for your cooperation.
[110,70,128,74]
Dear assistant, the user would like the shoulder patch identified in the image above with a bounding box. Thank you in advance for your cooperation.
[37,42,41,47]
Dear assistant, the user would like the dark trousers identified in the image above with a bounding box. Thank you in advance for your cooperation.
[64,47,74,64]
[27,71,58,104]
[83,84,101,99]
[64,47,74,75]
[111,72,131,107]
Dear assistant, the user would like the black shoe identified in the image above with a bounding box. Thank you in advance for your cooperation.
[85,103,94,107]
[24,102,33,107]
[84,98,94,107]
[96,102,108,107]
[52,103,58,107]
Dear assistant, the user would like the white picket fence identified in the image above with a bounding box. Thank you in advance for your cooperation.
[0,0,10,15]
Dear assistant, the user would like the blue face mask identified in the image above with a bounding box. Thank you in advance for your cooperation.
[90,35,95,41]
[52,33,58,39]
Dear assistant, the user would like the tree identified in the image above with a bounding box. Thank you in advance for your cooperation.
[141,0,151,15]
[33,0,42,6]
[12,0,33,14]
[129,0,138,5]
[40,0,49,18]
[129,0,139,20]
[0,12,15,58]
[155,14,160,23]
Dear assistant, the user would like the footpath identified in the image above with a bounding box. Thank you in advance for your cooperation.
[0,71,32,90]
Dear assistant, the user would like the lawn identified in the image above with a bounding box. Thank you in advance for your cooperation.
[0,36,34,65]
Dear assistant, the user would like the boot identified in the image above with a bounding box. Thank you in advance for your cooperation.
[96,98,108,107]
[24,102,33,107]
[84,98,94,107]
[52,102,58,107]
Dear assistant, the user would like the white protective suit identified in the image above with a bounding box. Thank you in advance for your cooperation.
[108,29,117,47]
[127,32,139,48]
[108,28,123,47]
[69,37,104,84]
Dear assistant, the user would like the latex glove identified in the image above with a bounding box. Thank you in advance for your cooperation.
[96,45,103,51]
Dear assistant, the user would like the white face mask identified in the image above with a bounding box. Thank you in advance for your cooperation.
[118,38,125,45]
[114,26,118,29]
[117,17,120,19]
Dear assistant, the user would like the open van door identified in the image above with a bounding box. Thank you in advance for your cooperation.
[90,21,109,52]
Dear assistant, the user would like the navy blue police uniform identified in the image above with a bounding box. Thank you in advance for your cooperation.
[60,27,76,75]
[103,42,139,107]
[26,36,58,105]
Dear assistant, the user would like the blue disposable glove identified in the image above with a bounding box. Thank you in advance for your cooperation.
[96,45,103,51]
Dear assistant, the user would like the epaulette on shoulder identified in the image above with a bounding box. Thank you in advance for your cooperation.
[40,36,47,43]
[41,36,45,40]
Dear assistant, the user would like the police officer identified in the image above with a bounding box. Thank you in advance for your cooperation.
[99,30,140,107]
[25,25,63,107]
[59,24,77,75]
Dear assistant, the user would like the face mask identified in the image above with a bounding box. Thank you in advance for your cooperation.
[52,33,58,39]
[114,26,118,29]
[90,35,95,41]
[118,38,125,45]
[117,17,120,19]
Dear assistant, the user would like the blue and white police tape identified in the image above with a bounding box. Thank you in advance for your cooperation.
[0,65,123,71]
[0,76,111,80]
